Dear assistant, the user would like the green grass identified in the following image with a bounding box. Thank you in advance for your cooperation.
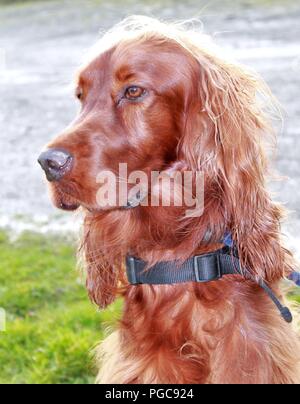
[290,289,300,304]
[0,231,122,384]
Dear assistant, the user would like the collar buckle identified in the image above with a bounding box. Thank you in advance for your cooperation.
[193,253,222,283]
[126,256,139,285]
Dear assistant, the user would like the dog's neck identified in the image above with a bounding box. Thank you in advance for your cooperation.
[85,201,226,266]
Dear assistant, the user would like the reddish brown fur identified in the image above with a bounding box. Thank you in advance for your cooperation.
[43,17,300,384]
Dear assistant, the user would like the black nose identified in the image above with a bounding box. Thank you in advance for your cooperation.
[38,149,73,182]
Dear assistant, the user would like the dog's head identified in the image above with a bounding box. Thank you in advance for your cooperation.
[39,26,194,212]
[39,16,272,213]
[39,17,287,308]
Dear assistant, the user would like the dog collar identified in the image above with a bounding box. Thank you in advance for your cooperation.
[289,271,300,286]
[126,245,296,324]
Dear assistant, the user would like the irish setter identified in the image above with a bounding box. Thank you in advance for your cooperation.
[39,16,300,384]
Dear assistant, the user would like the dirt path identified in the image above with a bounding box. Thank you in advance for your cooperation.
[0,0,299,253]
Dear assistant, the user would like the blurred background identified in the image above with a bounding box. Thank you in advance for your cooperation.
[0,0,299,384]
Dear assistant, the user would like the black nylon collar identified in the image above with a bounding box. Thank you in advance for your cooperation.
[126,247,240,285]
[126,247,293,324]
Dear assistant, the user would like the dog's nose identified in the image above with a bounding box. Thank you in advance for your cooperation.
[38,149,73,182]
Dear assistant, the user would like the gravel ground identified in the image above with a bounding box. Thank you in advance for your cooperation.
[0,0,299,256]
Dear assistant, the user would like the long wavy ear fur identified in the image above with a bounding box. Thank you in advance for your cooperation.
[180,49,295,281]
[81,215,119,309]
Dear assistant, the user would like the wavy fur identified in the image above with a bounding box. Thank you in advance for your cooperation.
[45,16,300,384]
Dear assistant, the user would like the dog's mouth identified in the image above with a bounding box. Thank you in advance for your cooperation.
[49,180,147,214]
[54,194,81,212]
[59,200,81,212]
[50,185,115,214]
[50,183,82,212]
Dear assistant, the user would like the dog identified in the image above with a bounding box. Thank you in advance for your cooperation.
[38,16,300,384]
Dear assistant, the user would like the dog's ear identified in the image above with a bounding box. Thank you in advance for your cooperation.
[180,52,294,280]
[82,216,120,309]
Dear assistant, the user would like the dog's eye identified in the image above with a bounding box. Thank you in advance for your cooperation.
[124,86,145,101]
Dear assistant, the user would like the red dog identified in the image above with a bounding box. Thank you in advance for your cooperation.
[39,17,300,384]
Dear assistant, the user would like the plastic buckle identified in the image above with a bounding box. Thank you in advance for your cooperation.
[126,256,139,285]
[193,253,222,283]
